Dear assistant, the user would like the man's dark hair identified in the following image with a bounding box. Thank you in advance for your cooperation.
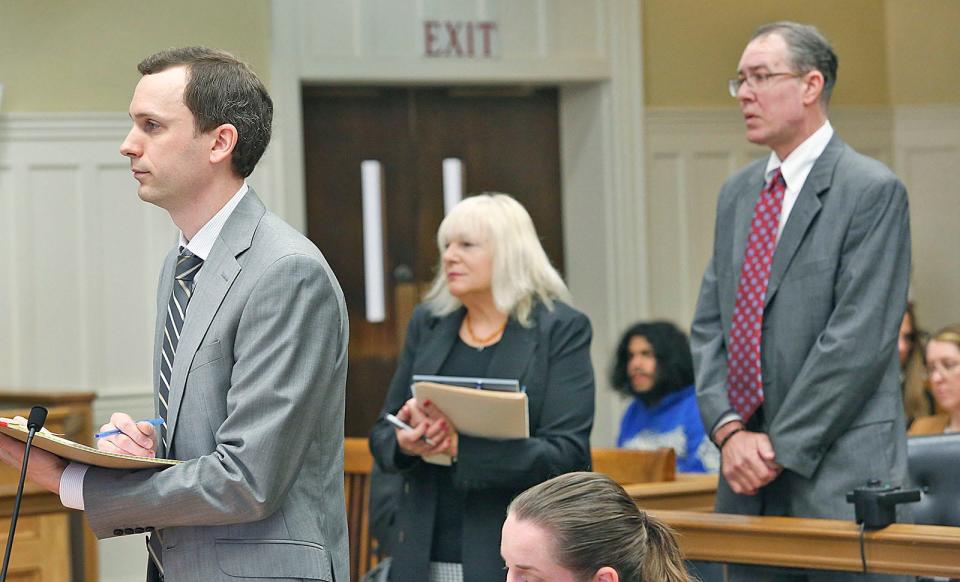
[609,321,694,405]
[753,21,839,107]
[138,46,272,178]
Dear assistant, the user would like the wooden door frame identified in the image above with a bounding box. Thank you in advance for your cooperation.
[268,0,646,447]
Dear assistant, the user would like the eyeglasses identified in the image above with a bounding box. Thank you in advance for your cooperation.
[728,71,805,97]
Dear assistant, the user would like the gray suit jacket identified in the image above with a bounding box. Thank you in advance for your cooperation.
[691,135,911,519]
[83,190,350,581]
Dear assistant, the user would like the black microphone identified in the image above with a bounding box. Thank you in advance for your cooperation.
[1,406,48,582]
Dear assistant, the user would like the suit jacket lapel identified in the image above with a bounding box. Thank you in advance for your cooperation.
[732,170,766,277]
[415,309,463,375]
[763,136,842,308]
[165,190,265,447]
[484,316,537,382]
[154,250,177,420]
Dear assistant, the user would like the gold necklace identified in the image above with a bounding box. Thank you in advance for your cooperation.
[464,313,507,350]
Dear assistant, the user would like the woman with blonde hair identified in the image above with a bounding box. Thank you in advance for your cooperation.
[370,193,595,582]
[910,324,960,435]
[502,472,692,582]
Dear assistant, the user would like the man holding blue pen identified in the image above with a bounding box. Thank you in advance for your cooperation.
[93,418,164,441]
[0,47,349,582]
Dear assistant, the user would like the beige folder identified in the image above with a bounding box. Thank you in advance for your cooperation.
[0,421,179,470]
[412,381,529,439]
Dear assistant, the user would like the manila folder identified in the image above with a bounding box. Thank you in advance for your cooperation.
[413,381,529,439]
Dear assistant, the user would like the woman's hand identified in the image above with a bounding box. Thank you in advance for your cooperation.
[394,398,454,458]
[420,399,459,459]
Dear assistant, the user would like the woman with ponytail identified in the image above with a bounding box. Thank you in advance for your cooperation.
[501,472,691,582]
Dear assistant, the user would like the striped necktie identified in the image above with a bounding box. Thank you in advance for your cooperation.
[158,248,203,454]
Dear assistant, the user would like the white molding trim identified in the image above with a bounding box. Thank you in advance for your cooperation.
[0,112,129,141]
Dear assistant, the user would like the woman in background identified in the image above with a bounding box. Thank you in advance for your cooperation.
[910,324,960,435]
[899,302,933,425]
[501,471,692,582]
[610,321,717,473]
[369,194,595,582]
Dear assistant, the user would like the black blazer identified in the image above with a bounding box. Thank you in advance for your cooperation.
[369,301,595,582]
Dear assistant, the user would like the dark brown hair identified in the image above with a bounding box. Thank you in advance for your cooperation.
[610,321,693,405]
[507,472,691,582]
[138,46,272,178]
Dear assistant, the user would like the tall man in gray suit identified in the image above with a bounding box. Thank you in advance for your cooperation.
[691,22,910,580]
[0,48,349,581]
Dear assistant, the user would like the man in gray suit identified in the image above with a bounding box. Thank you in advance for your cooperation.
[692,22,910,580]
[0,48,349,581]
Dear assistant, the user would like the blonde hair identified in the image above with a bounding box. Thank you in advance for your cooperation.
[423,193,571,326]
[507,472,692,582]
[930,325,960,349]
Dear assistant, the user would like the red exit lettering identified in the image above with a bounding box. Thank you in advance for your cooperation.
[424,21,497,58]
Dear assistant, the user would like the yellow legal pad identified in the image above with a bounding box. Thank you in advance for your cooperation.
[0,421,179,470]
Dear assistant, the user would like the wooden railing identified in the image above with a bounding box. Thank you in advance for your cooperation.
[651,509,960,577]
[625,473,717,512]
[591,447,675,484]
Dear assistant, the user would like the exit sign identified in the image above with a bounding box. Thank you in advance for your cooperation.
[423,21,498,58]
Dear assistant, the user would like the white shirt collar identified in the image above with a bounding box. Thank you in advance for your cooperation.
[178,183,249,260]
[764,120,834,188]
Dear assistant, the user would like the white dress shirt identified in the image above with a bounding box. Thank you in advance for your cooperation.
[60,183,249,510]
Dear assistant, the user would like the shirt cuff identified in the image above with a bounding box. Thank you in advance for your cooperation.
[59,462,89,510]
[712,412,744,441]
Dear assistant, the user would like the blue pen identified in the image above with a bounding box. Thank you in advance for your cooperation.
[94,418,164,439]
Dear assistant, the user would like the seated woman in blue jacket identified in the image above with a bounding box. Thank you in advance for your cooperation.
[611,321,718,473]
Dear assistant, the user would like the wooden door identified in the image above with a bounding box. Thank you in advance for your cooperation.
[302,86,563,437]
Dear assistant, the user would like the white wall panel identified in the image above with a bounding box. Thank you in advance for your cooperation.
[548,0,604,57]
[24,165,88,388]
[647,152,686,324]
[0,166,22,383]
[492,0,545,58]
[302,0,359,58]
[90,164,163,396]
[895,106,960,329]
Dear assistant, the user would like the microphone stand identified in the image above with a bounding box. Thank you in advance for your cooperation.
[0,406,48,582]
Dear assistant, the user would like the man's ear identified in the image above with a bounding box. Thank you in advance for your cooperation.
[801,70,825,107]
[593,566,619,582]
[209,123,238,166]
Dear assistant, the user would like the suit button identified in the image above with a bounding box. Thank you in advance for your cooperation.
[134,527,145,534]
[113,529,124,536]
[123,528,135,535]
[398,530,405,544]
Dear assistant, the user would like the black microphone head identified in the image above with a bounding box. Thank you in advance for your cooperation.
[27,406,47,431]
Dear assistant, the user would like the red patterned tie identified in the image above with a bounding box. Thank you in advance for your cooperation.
[727,169,786,421]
